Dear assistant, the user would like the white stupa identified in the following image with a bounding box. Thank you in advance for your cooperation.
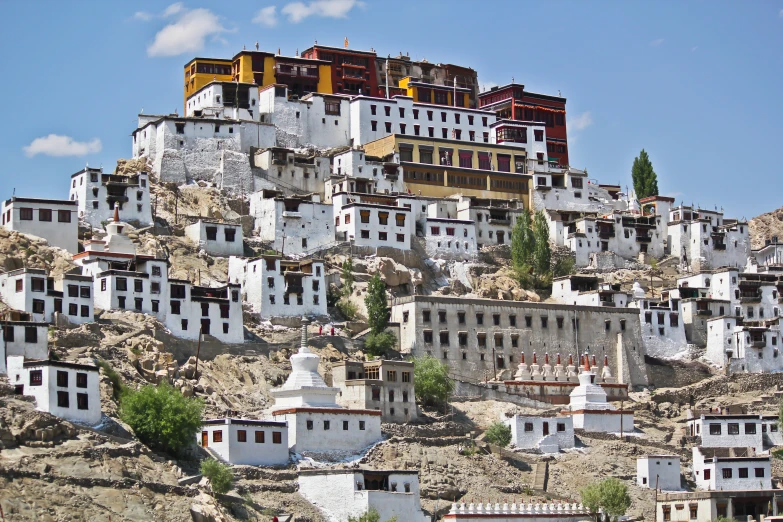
[564,355,633,434]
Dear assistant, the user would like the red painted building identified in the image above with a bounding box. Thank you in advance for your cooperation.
[301,45,380,97]
[478,83,569,166]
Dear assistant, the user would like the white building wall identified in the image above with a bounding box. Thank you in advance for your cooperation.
[1,198,78,253]
[14,363,101,425]
[637,456,681,491]
[692,448,771,491]
[184,220,244,257]
[68,168,152,228]
[248,193,334,255]
[253,148,331,196]
[335,202,413,250]
[424,219,477,260]
[0,270,94,325]
[688,417,765,453]
[185,83,260,121]
[198,420,289,466]
[633,298,688,359]
[271,411,382,455]
[1,322,48,363]
[505,415,575,453]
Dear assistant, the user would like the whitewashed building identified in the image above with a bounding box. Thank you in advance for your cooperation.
[637,455,681,491]
[333,192,413,250]
[68,167,152,228]
[184,219,244,257]
[0,269,94,325]
[298,469,429,522]
[1,318,49,375]
[7,358,101,425]
[666,204,750,272]
[686,414,783,454]
[678,269,780,322]
[455,196,526,249]
[534,168,625,215]
[551,275,630,308]
[252,147,331,196]
[228,255,327,320]
[186,81,260,121]
[503,415,574,453]
[258,85,351,149]
[326,149,405,202]
[752,240,783,271]
[197,418,289,466]
[332,360,418,423]
[1,197,78,253]
[566,211,665,267]
[424,217,477,260]
[248,190,334,255]
[631,284,688,360]
[269,322,383,459]
[692,446,771,491]
[657,489,783,522]
[706,316,782,373]
[562,364,634,433]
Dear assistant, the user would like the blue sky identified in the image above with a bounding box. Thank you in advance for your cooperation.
[1,1,782,219]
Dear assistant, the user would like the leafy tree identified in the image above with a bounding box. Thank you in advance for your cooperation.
[532,210,552,277]
[348,508,397,522]
[631,149,659,200]
[484,421,512,447]
[200,458,234,495]
[119,383,204,454]
[413,354,454,407]
[511,210,535,272]
[553,253,576,277]
[365,273,389,335]
[364,331,397,357]
[581,478,632,522]
[341,258,355,297]
[599,478,632,522]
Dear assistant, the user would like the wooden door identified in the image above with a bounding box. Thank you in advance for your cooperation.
[201,431,208,447]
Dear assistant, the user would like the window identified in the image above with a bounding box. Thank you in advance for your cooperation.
[557,422,566,432]
[212,430,223,443]
[439,331,449,345]
[171,300,181,314]
[272,431,282,443]
[745,423,757,434]
[722,468,732,479]
[25,326,38,343]
[224,229,236,242]
[371,120,377,131]
[116,278,128,291]
[359,421,366,430]
[387,370,397,382]
[134,298,143,311]
[32,299,45,314]
[76,373,87,388]
[493,314,500,326]
[117,296,126,309]
[77,393,88,410]
[476,313,484,325]
[738,467,748,478]
[690,506,698,520]
[181,319,188,330]
[20,207,33,220]
[31,278,45,292]
[756,467,765,477]
[423,330,433,343]
[541,316,548,328]
[39,209,52,222]
[57,371,68,388]
[709,423,721,435]
[727,423,739,435]
[306,420,314,430]
[255,431,265,443]
[58,210,71,223]
[524,422,534,432]
[557,317,564,329]
[237,430,247,442]
[703,469,711,480]
[57,391,69,408]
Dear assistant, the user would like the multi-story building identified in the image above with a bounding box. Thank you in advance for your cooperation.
[752,239,783,271]
[423,216,477,260]
[298,469,429,522]
[252,147,331,196]
[706,316,781,373]
[566,211,666,266]
[363,134,531,205]
[7,358,101,425]
[228,255,327,319]
[249,190,335,255]
[678,269,780,322]
[302,44,380,97]
[479,83,569,166]
[325,149,404,202]
[197,418,289,466]
[0,268,94,325]
[390,295,649,386]
[657,489,783,522]
[686,413,782,454]
[183,57,233,112]
[68,167,152,228]
[231,49,333,98]
[374,55,480,107]
[692,446,771,491]
[257,85,351,149]
[632,285,689,359]
[333,192,413,250]
[533,168,625,216]
[455,196,527,249]
[1,314,49,374]
[551,275,631,308]
[1,197,78,253]
[332,360,417,423]
[184,219,244,257]
[185,81,260,121]
[637,455,681,491]
[398,76,472,108]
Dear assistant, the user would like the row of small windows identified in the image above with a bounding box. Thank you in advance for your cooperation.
[369,106,486,124]
[408,309,626,331]
[707,422,776,435]
[205,429,283,444]
[3,208,72,224]
[306,419,366,431]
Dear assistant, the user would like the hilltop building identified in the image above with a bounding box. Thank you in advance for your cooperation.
[1,197,78,254]
[68,167,152,228]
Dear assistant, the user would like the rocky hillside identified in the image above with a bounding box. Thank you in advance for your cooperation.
[750,205,783,249]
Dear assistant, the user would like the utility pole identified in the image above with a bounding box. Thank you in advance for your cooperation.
[655,475,659,522]
[194,326,203,380]
[620,399,624,439]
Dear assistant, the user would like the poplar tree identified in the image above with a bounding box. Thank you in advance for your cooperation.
[511,210,535,272]
[532,210,552,276]
[631,149,659,200]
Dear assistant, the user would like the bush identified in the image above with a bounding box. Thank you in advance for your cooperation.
[200,458,234,495]
[96,359,125,399]
[364,331,396,357]
[413,355,454,407]
[484,421,512,447]
[581,478,632,522]
[336,298,357,320]
[348,508,397,522]
[365,273,388,334]
[119,383,204,454]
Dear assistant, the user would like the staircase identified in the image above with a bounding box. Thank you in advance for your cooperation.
[532,461,548,491]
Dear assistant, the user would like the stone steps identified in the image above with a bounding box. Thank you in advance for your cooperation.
[533,461,548,491]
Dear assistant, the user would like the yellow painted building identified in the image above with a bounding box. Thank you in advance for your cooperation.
[398,76,471,108]
[363,134,531,206]
[183,58,233,111]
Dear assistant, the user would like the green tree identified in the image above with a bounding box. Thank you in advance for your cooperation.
[580,478,632,522]
[484,421,512,447]
[599,478,632,522]
[532,210,552,277]
[413,354,454,407]
[364,331,397,357]
[200,458,234,495]
[365,273,389,335]
[341,258,355,298]
[631,149,659,200]
[511,210,535,273]
[119,383,204,454]
[348,508,398,522]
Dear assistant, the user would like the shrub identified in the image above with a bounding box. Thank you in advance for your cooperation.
[336,298,357,320]
[200,458,233,495]
[365,273,388,334]
[364,331,396,357]
[348,508,397,522]
[341,258,355,298]
[96,359,125,399]
[581,478,632,522]
[119,383,204,454]
[484,421,512,447]
[413,354,454,407]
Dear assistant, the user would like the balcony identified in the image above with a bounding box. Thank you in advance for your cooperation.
[285,285,303,295]
[636,235,652,243]
[696,309,713,316]
[751,341,767,349]
[106,194,129,204]
[282,211,302,218]
[488,218,511,226]
[600,301,616,308]
[102,174,140,186]
[598,230,615,239]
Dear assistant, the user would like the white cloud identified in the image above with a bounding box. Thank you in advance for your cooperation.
[162,2,185,17]
[147,7,228,57]
[281,0,363,23]
[23,135,102,158]
[253,6,278,27]
[133,11,153,21]
[691,46,698,52]
[567,111,593,133]
[650,38,664,46]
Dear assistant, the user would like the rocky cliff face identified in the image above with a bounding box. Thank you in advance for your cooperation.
[750,205,783,249]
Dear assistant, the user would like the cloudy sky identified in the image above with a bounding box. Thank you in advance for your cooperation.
[1,0,782,219]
